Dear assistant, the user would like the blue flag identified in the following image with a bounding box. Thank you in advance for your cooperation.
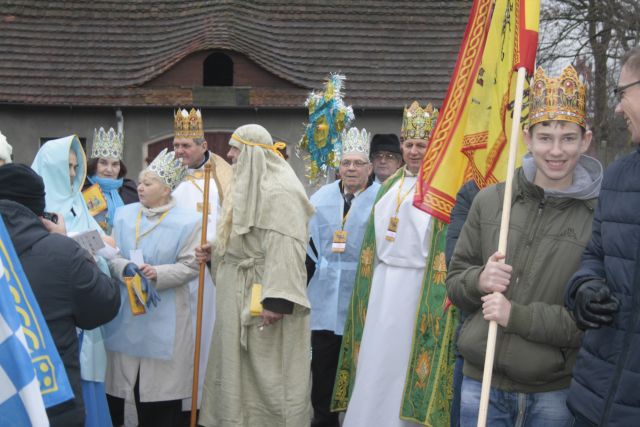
[0,215,73,421]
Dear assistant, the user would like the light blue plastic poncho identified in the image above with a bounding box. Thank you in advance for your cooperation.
[32,136,109,382]
[104,202,199,359]
[307,180,380,334]
[32,135,114,426]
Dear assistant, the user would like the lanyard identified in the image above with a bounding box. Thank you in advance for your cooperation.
[395,169,416,215]
[135,208,170,248]
[341,209,351,230]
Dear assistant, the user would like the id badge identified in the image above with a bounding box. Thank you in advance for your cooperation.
[385,216,399,242]
[332,230,348,253]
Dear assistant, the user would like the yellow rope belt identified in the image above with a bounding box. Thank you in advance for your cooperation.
[231,134,286,158]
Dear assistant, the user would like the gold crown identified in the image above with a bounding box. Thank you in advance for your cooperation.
[146,148,187,190]
[91,127,124,160]
[174,108,204,139]
[529,65,586,128]
[401,101,439,141]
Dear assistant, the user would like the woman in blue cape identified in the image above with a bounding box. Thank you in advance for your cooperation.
[32,135,115,427]
[82,127,138,235]
[104,148,201,427]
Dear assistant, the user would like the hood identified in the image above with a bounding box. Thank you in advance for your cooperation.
[31,135,103,235]
[0,200,49,256]
[522,153,603,200]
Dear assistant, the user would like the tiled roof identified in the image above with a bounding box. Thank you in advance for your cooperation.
[0,1,471,108]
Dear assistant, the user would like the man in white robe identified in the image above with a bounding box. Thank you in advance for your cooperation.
[170,107,232,412]
[334,102,446,427]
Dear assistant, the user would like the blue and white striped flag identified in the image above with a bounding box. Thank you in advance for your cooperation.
[0,255,48,426]
[0,216,74,426]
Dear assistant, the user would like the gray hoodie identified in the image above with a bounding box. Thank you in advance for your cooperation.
[522,153,603,200]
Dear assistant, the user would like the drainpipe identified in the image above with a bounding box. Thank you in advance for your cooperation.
[115,109,123,134]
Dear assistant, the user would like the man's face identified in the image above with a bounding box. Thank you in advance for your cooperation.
[339,153,372,193]
[68,150,78,187]
[371,150,402,182]
[525,121,591,190]
[401,138,428,174]
[227,146,241,164]
[173,137,207,168]
[614,65,640,144]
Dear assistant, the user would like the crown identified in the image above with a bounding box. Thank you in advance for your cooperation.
[174,108,204,139]
[341,127,370,158]
[401,101,439,141]
[146,148,187,190]
[91,127,123,160]
[529,65,586,128]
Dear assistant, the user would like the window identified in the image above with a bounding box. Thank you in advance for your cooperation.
[203,53,233,86]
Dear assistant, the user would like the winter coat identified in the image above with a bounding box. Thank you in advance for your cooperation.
[565,148,640,427]
[0,200,120,426]
[447,164,599,393]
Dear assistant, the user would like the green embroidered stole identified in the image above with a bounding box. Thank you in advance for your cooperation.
[331,168,458,426]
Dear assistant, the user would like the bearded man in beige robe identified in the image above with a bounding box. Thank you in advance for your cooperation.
[197,124,314,427]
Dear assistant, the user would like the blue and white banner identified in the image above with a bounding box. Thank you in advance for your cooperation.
[0,216,73,426]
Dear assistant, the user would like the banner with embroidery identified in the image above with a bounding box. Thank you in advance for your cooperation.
[400,219,458,425]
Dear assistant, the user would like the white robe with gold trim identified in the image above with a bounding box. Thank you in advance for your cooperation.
[343,174,432,427]
[172,155,221,410]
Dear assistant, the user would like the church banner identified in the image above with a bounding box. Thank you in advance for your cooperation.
[414,0,540,222]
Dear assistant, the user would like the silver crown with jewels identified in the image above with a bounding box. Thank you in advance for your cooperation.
[91,127,124,160]
[146,148,187,190]
[341,127,370,158]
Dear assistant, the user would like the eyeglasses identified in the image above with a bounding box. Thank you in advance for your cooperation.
[340,160,369,168]
[614,79,640,102]
[372,152,401,161]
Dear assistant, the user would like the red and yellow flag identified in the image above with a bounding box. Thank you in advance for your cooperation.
[414,0,540,222]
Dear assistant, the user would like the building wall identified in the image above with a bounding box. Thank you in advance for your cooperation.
[0,105,403,192]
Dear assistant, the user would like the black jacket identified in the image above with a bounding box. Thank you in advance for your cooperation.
[445,179,480,267]
[565,149,640,427]
[0,200,120,427]
[118,178,139,205]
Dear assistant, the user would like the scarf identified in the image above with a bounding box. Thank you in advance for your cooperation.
[88,175,125,230]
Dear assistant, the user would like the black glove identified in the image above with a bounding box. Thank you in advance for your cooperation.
[574,279,620,330]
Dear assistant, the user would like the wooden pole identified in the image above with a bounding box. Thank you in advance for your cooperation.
[477,66,528,427]
[190,162,212,427]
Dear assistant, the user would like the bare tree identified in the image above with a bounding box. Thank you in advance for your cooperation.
[538,0,640,164]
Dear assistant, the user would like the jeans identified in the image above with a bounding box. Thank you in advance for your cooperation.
[451,314,466,427]
[460,376,572,427]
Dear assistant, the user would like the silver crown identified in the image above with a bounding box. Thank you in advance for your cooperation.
[146,148,187,190]
[91,127,124,160]
[341,127,370,158]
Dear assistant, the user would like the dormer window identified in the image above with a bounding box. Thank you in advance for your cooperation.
[203,52,233,86]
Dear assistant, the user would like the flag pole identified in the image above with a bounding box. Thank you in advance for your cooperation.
[477,66,528,427]
[190,162,212,427]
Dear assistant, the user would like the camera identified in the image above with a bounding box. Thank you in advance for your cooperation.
[42,212,58,224]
